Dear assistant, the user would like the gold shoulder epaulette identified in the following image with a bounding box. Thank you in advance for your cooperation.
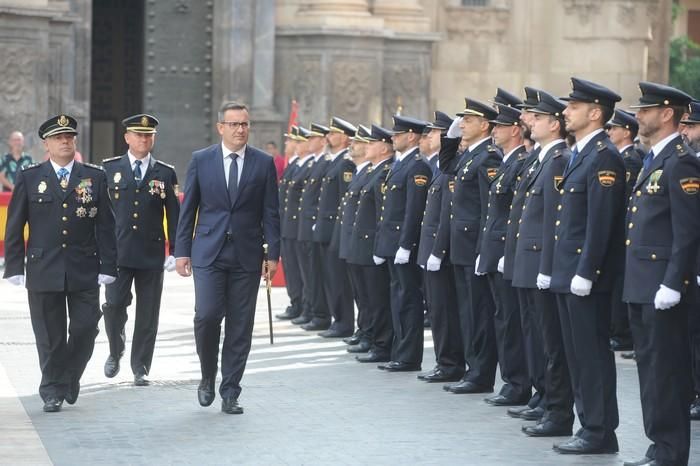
[83,162,105,171]
[676,143,689,157]
[22,162,40,171]
[596,140,607,152]
[552,149,562,158]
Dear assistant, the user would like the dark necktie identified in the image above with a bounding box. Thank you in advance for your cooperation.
[567,146,579,169]
[57,167,69,190]
[643,150,654,173]
[228,153,239,205]
[133,160,143,184]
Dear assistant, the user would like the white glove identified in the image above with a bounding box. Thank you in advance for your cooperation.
[447,117,463,139]
[312,223,316,232]
[373,255,386,265]
[654,284,681,310]
[5,275,25,286]
[163,255,176,272]
[497,256,505,274]
[426,254,442,272]
[570,274,592,297]
[98,274,117,285]
[474,255,486,276]
[394,247,410,265]
[536,273,551,290]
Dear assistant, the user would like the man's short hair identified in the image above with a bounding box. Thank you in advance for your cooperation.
[218,102,248,122]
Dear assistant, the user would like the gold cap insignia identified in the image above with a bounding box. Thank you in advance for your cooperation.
[58,115,69,127]
[141,116,149,127]
[38,181,47,193]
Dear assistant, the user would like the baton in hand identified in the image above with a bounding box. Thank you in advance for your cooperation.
[263,243,274,345]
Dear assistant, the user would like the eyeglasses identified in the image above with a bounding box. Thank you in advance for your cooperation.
[220,121,250,130]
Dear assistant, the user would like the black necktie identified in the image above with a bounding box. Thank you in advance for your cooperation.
[228,153,239,205]
[134,160,143,185]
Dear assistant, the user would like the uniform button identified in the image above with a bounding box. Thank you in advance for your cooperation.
[525,192,530,197]
[576,248,581,254]
[293,215,297,219]
[135,189,140,193]
[532,245,537,250]
[62,230,68,235]
[518,219,522,224]
[628,223,633,229]
[596,270,601,275]
[38,198,43,203]
[381,206,385,210]
[433,233,437,238]
[312,216,316,220]
[501,236,505,241]
[557,205,562,211]
[284,207,288,211]
[450,214,454,219]
[396,226,400,230]
[134,201,139,206]
[133,213,139,218]
[516,233,519,238]
[555,220,560,226]
[364,234,369,239]
[636,190,641,197]
[62,216,68,222]
[559,189,564,194]
[625,239,631,246]
[570,187,575,192]
[554,235,558,240]
[380,216,384,221]
[513,191,518,195]
[483,227,486,231]
[487,203,491,207]
[62,203,68,208]
[61,243,66,248]
[685,279,690,285]
[651,254,657,260]
[522,206,526,211]
[631,206,637,212]
[507,220,511,224]
[132,225,138,230]
[464,227,468,231]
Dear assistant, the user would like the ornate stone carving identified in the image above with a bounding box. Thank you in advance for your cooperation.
[332,60,373,122]
[0,45,34,105]
[562,0,600,24]
[383,62,424,120]
[292,58,322,122]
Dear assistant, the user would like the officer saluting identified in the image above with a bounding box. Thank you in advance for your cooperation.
[3,115,117,412]
[101,114,180,386]
[623,82,700,466]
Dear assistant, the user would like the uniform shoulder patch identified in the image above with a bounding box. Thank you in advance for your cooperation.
[487,145,497,152]
[415,154,422,160]
[676,144,689,158]
[414,174,428,187]
[680,177,700,194]
[517,152,527,161]
[597,170,616,187]
[552,149,562,158]
[83,162,105,171]
[596,140,607,152]
[486,167,499,180]
[156,160,175,170]
[102,156,121,163]
[22,162,40,171]
[554,175,563,190]
[343,171,353,182]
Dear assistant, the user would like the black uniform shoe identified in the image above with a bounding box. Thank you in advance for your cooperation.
[620,351,636,360]
[198,378,215,407]
[343,331,362,345]
[554,435,618,455]
[221,397,244,414]
[690,397,700,420]
[356,351,390,363]
[346,340,371,353]
[423,317,431,328]
[484,394,529,406]
[318,327,353,338]
[43,397,63,413]
[134,374,150,386]
[522,420,572,437]
[291,314,312,325]
[610,337,633,352]
[64,374,80,405]
[301,318,331,331]
[417,368,463,383]
[104,354,121,378]
[519,406,545,421]
[446,380,493,394]
[379,361,421,372]
[275,306,300,320]
[507,405,532,418]
[623,457,656,466]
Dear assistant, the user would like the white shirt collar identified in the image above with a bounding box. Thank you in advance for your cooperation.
[503,145,524,164]
[533,142,541,150]
[373,157,392,169]
[619,144,634,154]
[297,154,314,165]
[574,128,604,153]
[221,142,246,160]
[313,152,325,161]
[329,147,347,161]
[288,155,299,165]
[356,161,370,172]
[396,146,418,162]
[538,139,565,162]
[468,137,491,153]
[128,151,151,168]
[425,152,437,161]
[50,159,75,174]
[651,132,680,158]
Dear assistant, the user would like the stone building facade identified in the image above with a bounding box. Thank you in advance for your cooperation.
[0,0,673,181]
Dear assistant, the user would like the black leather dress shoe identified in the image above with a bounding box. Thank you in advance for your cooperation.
[447,380,493,394]
[621,351,636,360]
[291,314,312,325]
[554,436,618,455]
[104,354,121,378]
[484,394,529,406]
[610,337,634,352]
[519,406,545,421]
[318,327,353,338]
[198,378,215,407]
[343,331,362,345]
[346,340,371,353]
[275,306,300,320]
[418,368,463,383]
[690,397,700,420]
[623,457,656,466]
[301,319,331,331]
[134,374,150,386]
[64,374,80,405]
[423,317,431,328]
[507,405,531,418]
[356,351,390,363]
[380,361,421,372]
[522,420,572,437]
[221,397,243,414]
[43,397,63,413]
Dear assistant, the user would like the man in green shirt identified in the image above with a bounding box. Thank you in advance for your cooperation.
[0,131,34,191]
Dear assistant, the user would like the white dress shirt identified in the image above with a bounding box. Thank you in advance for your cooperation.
[222,142,246,187]
[50,159,75,177]
[650,132,680,159]
[128,151,151,178]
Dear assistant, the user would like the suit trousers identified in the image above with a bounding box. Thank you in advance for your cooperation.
[516,286,546,408]
[27,287,101,401]
[453,265,497,387]
[688,307,700,396]
[488,273,530,400]
[319,243,354,333]
[610,274,632,344]
[387,261,425,365]
[346,263,368,337]
[281,238,304,316]
[104,266,164,375]
[532,289,574,425]
[556,292,618,443]
[192,241,260,399]
[629,302,693,466]
[298,240,328,322]
[358,264,393,354]
[424,265,464,375]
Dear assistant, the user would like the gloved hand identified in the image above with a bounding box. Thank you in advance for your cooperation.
[373,255,386,266]
[654,284,681,310]
[474,255,486,276]
[426,254,442,272]
[5,275,25,286]
[98,274,117,285]
[312,223,316,232]
[163,255,176,272]
[536,273,551,290]
[570,274,592,297]
[497,256,504,274]
[446,117,463,139]
[394,247,410,265]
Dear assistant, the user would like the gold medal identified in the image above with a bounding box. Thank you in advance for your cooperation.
[114,172,122,183]
[114,192,120,199]
[38,181,47,193]
[160,192,166,199]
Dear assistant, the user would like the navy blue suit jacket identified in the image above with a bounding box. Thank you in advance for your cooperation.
[174,143,280,272]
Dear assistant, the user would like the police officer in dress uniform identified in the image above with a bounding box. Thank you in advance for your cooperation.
[3,115,117,412]
[477,102,531,406]
[550,78,625,455]
[416,111,465,383]
[347,125,395,363]
[622,83,700,466]
[101,114,180,386]
[374,115,432,372]
[606,109,644,353]
[313,117,357,338]
[439,98,502,394]
[512,91,575,437]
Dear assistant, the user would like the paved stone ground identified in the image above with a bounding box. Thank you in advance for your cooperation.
[0,272,698,465]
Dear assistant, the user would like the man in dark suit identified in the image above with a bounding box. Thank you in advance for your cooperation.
[175,102,280,415]
[3,114,117,412]
[550,78,625,454]
[101,114,180,386]
[622,83,699,466]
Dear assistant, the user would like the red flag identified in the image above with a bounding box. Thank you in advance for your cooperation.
[287,99,299,132]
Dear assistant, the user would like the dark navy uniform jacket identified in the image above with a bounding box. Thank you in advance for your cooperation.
[477,145,528,274]
[623,135,700,303]
[417,172,447,267]
[103,154,180,269]
[511,142,569,289]
[298,155,330,242]
[281,157,313,241]
[335,162,371,259]
[279,156,299,221]
[3,161,117,291]
[550,130,625,294]
[621,144,644,201]
[314,149,354,244]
